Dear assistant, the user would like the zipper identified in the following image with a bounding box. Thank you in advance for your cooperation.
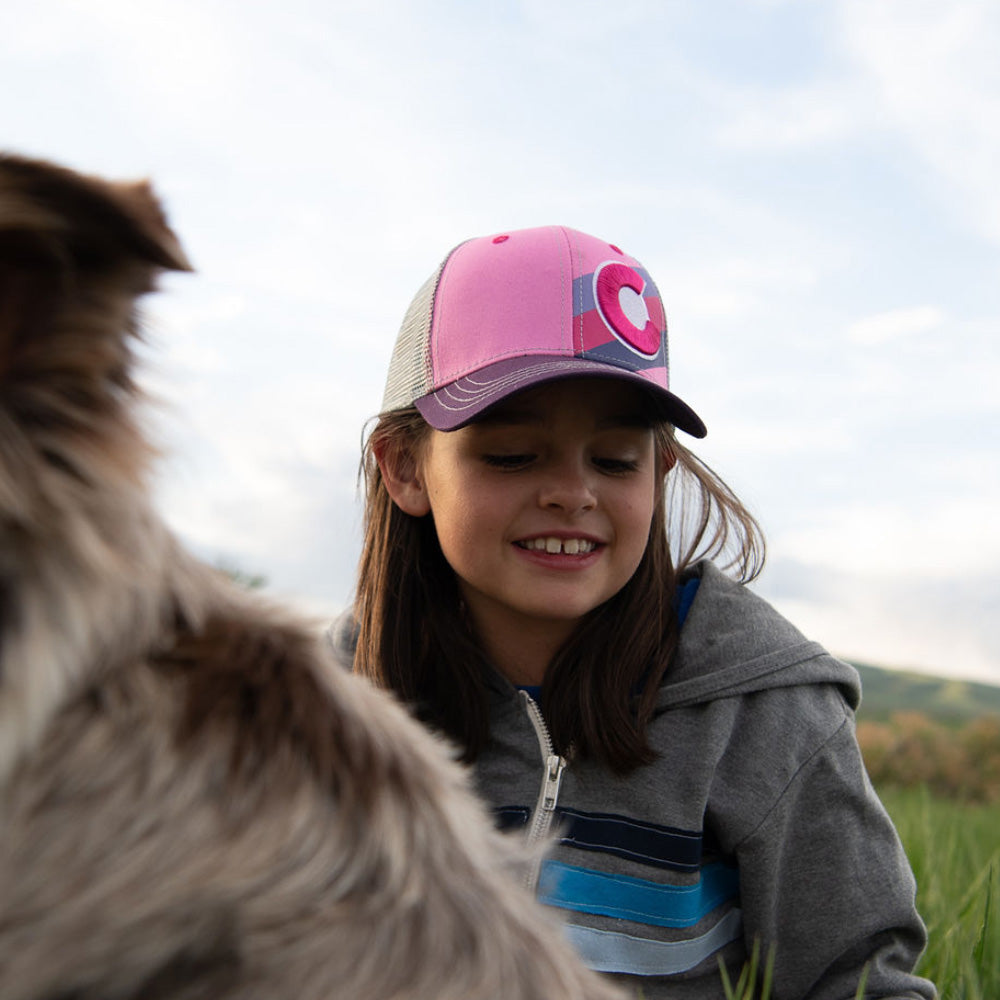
[520,691,568,890]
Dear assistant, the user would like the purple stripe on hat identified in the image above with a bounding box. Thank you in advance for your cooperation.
[415,354,706,437]
[425,358,584,412]
[583,337,666,373]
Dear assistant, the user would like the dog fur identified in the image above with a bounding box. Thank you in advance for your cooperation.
[0,154,624,1000]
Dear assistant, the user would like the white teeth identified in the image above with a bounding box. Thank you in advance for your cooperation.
[521,537,595,555]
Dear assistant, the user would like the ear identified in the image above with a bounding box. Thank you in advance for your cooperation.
[100,177,193,272]
[0,153,193,274]
[0,154,191,380]
[376,440,431,517]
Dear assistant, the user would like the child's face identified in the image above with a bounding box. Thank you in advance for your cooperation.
[400,378,660,677]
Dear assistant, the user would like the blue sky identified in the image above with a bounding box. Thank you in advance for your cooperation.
[3,0,998,683]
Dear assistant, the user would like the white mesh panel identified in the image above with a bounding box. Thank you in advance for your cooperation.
[380,259,446,413]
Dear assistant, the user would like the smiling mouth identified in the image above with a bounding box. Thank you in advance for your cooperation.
[516,537,598,555]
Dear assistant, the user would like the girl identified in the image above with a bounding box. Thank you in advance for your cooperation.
[332,226,936,1000]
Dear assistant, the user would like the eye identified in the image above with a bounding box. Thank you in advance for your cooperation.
[593,456,641,474]
[482,453,536,470]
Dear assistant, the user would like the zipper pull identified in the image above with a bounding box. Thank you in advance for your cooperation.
[541,753,565,812]
[525,752,567,891]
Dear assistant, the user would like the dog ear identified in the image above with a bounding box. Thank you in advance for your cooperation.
[0,154,192,376]
[0,153,193,274]
[92,176,193,275]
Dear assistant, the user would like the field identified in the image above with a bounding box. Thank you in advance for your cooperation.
[850,666,1000,994]
[847,664,1000,995]
[879,786,999,1000]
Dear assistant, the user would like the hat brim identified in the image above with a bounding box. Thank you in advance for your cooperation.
[415,355,707,437]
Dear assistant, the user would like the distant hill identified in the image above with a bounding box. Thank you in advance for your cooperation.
[850,662,1000,725]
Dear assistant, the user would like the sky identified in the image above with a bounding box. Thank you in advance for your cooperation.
[2,0,998,685]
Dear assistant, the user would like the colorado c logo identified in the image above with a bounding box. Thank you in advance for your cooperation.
[593,261,661,358]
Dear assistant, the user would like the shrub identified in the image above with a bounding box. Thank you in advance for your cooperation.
[857,712,1000,802]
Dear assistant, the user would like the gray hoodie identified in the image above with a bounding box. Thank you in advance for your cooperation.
[330,561,936,1000]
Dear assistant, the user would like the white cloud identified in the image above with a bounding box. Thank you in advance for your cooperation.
[714,81,862,151]
[839,0,1000,242]
[767,589,999,685]
[694,1,1000,247]
[770,497,1000,580]
[846,305,945,346]
[667,253,819,321]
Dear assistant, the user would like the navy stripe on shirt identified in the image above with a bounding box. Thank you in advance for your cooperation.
[497,806,704,872]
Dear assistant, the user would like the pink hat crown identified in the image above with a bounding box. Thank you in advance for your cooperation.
[382,225,706,437]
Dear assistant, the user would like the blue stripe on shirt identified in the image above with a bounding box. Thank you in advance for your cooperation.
[539,860,739,928]
[565,908,744,976]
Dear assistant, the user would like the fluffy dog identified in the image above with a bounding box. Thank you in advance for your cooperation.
[0,154,623,1000]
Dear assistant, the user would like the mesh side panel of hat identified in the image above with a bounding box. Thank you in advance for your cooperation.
[380,258,447,413]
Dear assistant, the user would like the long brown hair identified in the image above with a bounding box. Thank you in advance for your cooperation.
[352,407,765,773]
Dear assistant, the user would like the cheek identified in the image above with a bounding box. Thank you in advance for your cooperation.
[427,480,493,566]
[621,480,659,556]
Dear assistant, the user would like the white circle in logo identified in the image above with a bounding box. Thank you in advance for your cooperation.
[618,284,650,332]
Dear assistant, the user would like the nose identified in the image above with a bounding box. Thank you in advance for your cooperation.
[537,459,597,514]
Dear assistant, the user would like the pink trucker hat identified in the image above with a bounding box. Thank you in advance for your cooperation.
[381,225,707,437]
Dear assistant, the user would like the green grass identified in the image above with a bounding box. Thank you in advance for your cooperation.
[879,785,1000,1000]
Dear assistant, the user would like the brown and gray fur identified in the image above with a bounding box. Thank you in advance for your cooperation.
[0,154,624,1000]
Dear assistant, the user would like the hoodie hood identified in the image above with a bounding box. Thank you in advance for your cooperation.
[660,561,861,711]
